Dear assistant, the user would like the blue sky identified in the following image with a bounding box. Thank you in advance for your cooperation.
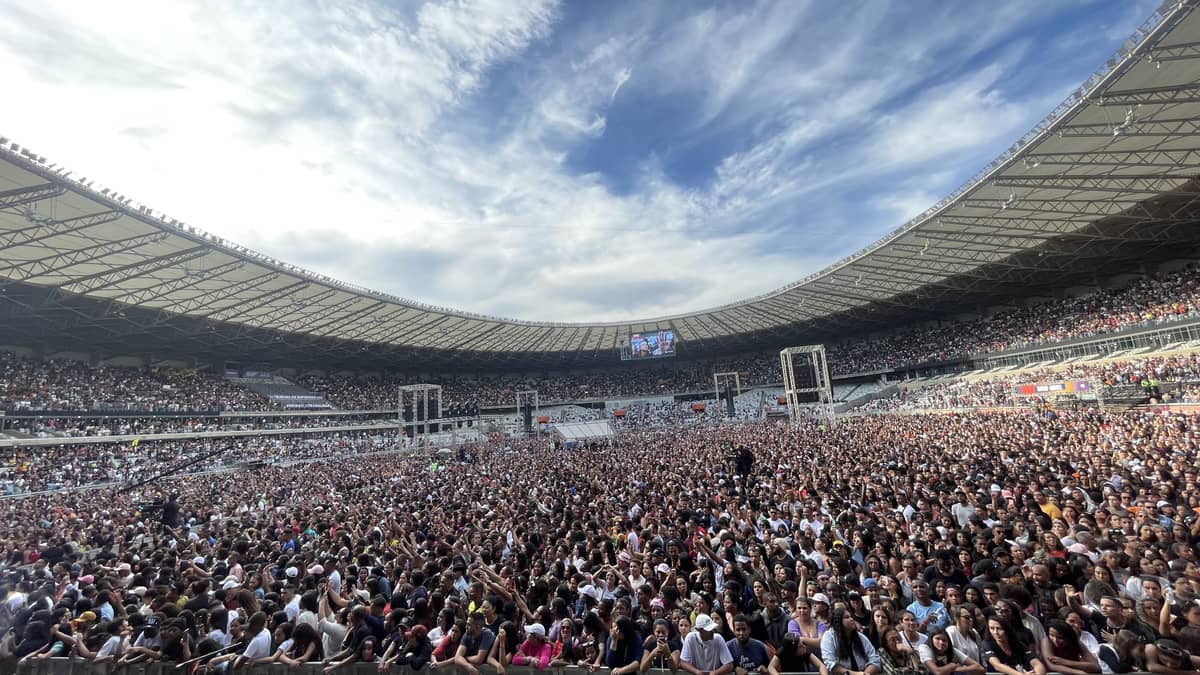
[0,0,1158,322]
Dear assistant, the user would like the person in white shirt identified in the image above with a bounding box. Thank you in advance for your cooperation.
[918,628,984,675]
[799,515,825,539]
[626,523,641,554]
[946,607,984,664]
[950,493,976,528]
[328,565,343,597]
[212,611,273,670]
[681,614,734,675]
[282,585,301,623]
[626,559,648,589]
[296,591,320,632]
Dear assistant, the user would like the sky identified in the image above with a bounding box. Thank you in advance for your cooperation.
[0,0,1159,323]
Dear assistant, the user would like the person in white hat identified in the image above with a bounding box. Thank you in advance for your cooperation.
[681,613,734,675]
[514,623,552,669]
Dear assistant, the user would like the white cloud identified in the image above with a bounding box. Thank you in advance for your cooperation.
[0,0,1147,323]
[610,67,632,103]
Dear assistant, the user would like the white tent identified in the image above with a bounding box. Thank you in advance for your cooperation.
[553,421,615,445]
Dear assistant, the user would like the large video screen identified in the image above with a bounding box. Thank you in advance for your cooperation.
[629,331,676,359]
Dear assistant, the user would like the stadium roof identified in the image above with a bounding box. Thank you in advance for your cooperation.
[4,0,1200,371]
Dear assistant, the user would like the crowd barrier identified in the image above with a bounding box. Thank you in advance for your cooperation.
[6,662,739,675]
[5,659,1160,675]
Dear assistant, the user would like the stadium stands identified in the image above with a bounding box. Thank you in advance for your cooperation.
[0,352,272,413]
[855,352,1200,412]
[225,375,334,410]
[2,265,1199,422]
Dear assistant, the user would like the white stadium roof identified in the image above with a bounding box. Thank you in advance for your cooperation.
[3,0,1200,370]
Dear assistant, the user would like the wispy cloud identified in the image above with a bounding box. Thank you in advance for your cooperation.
[610,67,632,103]
[0,0,1153,322]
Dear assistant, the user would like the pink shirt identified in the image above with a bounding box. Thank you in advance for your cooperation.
[516,639,553,669]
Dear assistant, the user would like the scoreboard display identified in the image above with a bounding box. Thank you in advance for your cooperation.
[622,330,677,360]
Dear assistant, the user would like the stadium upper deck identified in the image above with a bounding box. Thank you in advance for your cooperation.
[3,0,1200,371]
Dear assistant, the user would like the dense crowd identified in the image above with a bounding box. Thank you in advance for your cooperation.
[858,354,1200,413]
[300,354,781,410]
[0,431,405,494]
[0,353,272,413]
[1,412,398,440]
[3,266,1200,419]
[828,267,1200,374]
[2,406,1199,673]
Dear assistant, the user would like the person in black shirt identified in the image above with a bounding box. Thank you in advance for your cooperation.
[641,619,681,672]
[157,617,192,663]
[770,632,826,675]
[983,616,1045,675]
[923,550,969,588]
[1087,596,1154,645]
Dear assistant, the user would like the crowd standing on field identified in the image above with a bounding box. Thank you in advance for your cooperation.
[2,406,1200,674]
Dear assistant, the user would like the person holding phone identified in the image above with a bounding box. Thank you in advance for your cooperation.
[642,619,681,672]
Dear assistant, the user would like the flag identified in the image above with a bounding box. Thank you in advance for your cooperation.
[131,437,140,449]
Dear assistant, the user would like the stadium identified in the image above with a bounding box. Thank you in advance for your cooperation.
[3,1,1200,674]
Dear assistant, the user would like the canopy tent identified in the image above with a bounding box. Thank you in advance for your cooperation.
[553,421,615,445]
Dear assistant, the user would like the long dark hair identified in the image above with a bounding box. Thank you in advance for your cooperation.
[290,622,322,660]
[829,608,866,662]
[781,632,808,655]
[986,616,1017,648]
[499,620,520,651]
[926,627,953,659]
[612,617,636,646]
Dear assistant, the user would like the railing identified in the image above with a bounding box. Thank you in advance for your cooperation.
[3,659,1163,675]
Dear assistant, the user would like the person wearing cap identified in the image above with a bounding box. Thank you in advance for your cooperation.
[861,579,883,610]
[514,622,553,669]
[681,613,734,675]
[811,593,833,625]
[71,610,98,631]
[392,623,434,671]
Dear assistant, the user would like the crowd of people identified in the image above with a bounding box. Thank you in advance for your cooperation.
[2,405,1199,673]
[857,354,1200,413]
[3,265,1200,418]
[827,267,1200,374]
[299,354,781,410]
[0,431,405,494]
[0,412,398,441]
[0,353,271,414]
